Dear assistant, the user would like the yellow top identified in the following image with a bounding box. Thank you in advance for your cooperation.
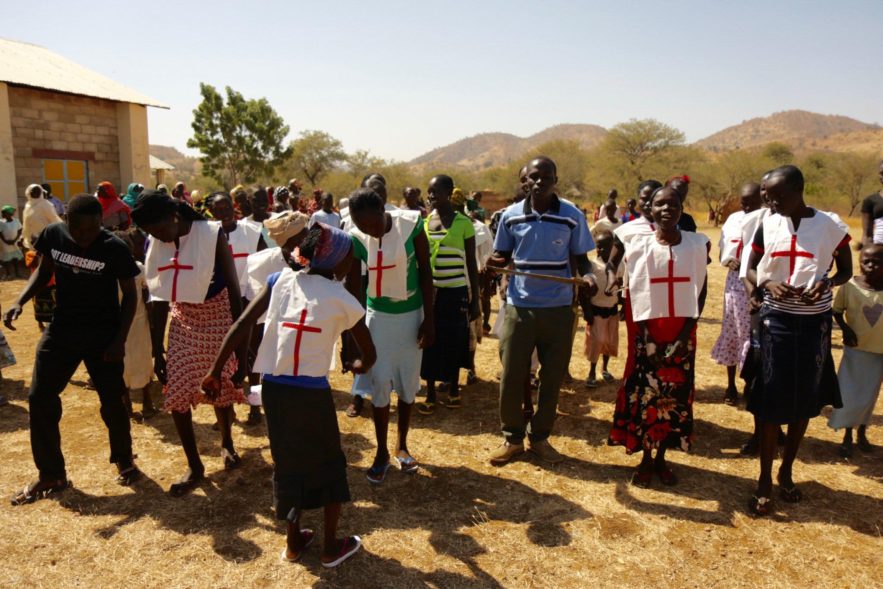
[833,278,883,354]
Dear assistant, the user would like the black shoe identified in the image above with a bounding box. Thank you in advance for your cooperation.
[723,388,738,406]
[740,436,760,456]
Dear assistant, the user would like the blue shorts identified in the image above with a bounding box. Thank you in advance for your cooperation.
[351,307,423,407]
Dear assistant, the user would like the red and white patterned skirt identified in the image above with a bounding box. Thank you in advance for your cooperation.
[163,288,246,413]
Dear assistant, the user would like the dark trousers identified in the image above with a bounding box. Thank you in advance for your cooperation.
[498,305,575,443]
[29,332,133,481]
[479,269,494,328]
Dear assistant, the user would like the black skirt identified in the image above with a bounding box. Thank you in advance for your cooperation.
[747,307,841,424]
[261,380,350,519]
[420,286,470,381]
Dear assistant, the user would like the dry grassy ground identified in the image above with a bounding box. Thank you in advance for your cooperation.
[0,226,880,588]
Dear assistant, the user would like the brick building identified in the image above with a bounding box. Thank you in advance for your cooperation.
[0,38,167,209]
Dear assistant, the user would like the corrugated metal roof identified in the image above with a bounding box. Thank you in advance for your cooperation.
[149,155,175,170]
[0,38,169,109]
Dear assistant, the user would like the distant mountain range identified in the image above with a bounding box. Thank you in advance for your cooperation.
[151,110,882,178]
[695,110,880,152]
[409,124,608,169]
[406,110,881,170]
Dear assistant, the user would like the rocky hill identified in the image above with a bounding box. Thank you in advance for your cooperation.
[410,123,607,169]
[696,110,880,152]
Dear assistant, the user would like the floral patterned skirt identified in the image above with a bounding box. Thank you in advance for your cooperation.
[163,289,246,413]
[608,316,696,454]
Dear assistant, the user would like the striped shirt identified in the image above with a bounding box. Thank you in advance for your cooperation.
[425,211,474,288]
[752,209,850,315]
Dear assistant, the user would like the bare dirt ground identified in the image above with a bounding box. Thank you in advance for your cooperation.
[0,226,880,588]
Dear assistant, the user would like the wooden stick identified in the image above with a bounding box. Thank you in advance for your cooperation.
[494,266,587,287]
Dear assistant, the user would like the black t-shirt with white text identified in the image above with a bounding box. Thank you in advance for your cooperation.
[34,222,140,348]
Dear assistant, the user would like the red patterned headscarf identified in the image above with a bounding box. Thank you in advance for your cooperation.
[97,181,119,213]
[304,223,352,270]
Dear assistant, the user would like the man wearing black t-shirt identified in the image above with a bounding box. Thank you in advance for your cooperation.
[6,195,141,505]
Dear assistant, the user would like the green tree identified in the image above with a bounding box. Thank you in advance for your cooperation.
[288,130,347,187]
[187,83,291,188]
[827,152,879,215]
[694,149,774,224]
[599,119,686,182]
[762,142,795,165]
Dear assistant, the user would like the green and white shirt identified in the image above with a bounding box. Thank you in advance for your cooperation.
[425,210,475,289]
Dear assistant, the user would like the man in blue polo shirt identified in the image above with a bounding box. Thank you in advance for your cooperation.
[487,156,596,465]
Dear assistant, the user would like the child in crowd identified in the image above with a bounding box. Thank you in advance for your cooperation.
[114,229,156,420]
[584,230,621,387]
[242,211,310,415]
[24,250,55,331]
[711,183,762,404]
[204,223,375,568]
[208,192,266,425]
[0,205,24,280]
[0,301,17,405]
[828,244,883,457]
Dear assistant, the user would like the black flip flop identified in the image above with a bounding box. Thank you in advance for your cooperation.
[116,466,142,486]
[11,479,71,506]
[169,471,204,497]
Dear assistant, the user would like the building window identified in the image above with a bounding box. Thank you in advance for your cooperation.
[42,159,89,200]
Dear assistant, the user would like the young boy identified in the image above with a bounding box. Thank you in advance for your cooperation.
[828,244,883,457]
[584,230,621,387]
[592,196,622,234]
[114,229,156,420]
[6,195,141,504]
[0,301,17,398]
[0,205,24,279]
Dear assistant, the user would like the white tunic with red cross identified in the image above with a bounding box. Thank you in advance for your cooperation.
[244,247,288,324]
[626,231,709,321]
[254,269,365,378]
[738,207,772,279]
[351,209,420,301]
[614,216,656,290]
[718,210,746,266]
[145,220,219,303]
[212,220,262,294]
[613,215,655,247]
[755,210,848,290]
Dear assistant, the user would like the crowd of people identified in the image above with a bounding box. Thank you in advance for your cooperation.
[0,157,880,565]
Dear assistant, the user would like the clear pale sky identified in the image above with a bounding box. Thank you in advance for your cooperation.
[2,0,881,161]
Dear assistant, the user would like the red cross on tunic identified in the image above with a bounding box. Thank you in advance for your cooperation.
[730,238,743,260]
[157,250,194,302]
[228,244,250,261]
[770,235,813,284]
[367,250,396,298]
[649,253,690,317]
[281,309,323,376]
